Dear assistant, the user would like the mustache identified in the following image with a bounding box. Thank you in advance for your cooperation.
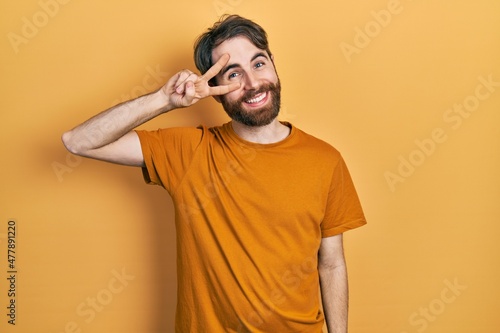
[238,83,278,103]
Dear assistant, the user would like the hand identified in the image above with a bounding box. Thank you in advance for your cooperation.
[162,54,240,109]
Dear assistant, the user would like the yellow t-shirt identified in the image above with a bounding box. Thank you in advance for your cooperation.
[136,122,366,332]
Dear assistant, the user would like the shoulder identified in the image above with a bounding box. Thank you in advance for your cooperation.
[135,125,215,152]
[136,125,212,140]
[291,124,342,160]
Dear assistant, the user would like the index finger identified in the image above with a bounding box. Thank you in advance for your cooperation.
[201,53,231,81]
[208,82,241,96]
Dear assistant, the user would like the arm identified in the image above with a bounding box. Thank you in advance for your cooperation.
[318,234,348,333]
[61,54,239,166]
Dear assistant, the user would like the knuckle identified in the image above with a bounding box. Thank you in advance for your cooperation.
[178,70,192,79]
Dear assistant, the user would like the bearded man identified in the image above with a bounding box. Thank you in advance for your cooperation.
[62,14,366,333]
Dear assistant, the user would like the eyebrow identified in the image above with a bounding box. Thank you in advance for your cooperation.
[219,52,269,76]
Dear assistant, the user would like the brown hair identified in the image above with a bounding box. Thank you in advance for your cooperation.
[194,14,272,84]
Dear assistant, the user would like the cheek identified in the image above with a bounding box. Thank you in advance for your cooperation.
[267,71,279,83]
[224,88,243,103]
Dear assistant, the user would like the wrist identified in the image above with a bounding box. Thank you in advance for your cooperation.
[150,88,174,114]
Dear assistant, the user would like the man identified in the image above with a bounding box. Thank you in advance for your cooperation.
[62,15,366,333]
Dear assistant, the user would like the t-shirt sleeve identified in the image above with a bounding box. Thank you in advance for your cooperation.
[321,156,367,237]
[135,126,204,193]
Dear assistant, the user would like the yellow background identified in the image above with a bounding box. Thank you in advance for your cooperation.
[1,0,499,332]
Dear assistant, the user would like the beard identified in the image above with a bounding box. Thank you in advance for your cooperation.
[220,79,281,127]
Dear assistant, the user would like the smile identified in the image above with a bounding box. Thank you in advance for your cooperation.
[245,92,268,105]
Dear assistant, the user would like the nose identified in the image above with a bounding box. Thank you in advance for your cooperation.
[242,71,260,90]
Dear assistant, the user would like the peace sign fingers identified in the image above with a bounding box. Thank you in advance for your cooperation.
[201,53,241,97]
[201,53,230,82]
[165,53,240,109]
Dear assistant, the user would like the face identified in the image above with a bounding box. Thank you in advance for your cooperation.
[212,36,281,127]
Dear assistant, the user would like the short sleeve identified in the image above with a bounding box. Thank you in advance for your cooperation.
[135,127,204,193]
[321,156,367,237]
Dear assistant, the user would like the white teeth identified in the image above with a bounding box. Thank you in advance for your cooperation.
[246,92,266,104]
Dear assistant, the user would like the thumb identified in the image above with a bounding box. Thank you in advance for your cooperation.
[181,81,197,106]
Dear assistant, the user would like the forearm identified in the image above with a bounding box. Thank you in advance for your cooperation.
[62,54,238,161]
[62,89,170,155]
[319,262,349,333]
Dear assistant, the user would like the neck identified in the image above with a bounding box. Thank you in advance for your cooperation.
[231,119,290,144]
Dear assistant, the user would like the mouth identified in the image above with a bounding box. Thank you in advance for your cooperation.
[244,91,268,107]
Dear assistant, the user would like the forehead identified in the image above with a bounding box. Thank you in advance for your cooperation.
[212,36,268,65]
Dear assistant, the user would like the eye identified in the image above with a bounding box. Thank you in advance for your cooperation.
[228,72,240,80]
[255,61,265,69]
